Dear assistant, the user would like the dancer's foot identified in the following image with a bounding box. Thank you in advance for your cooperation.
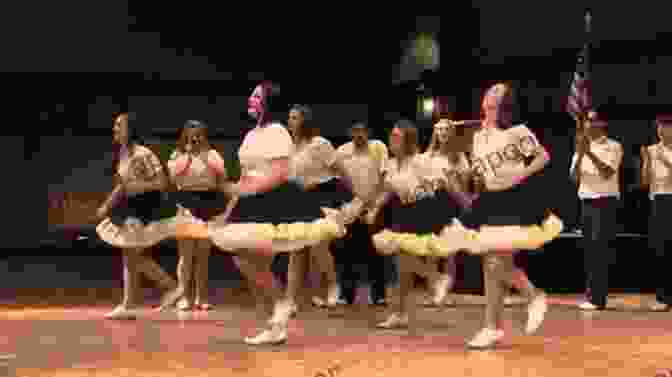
[196,303,214,311]
[578,301,604,311]
[158,287,184,311]
[177,297,192,311]
[376,313,408,329]
[244,323,288,345]
[432,274,453,306]
[648,300,670,312]
[467,328,504,349]
[104,305,137,320]
[525,293,547,334]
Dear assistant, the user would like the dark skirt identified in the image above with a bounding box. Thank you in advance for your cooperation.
[306,178,354,209]
[460,172,548,228]
[168,190,230,221]
[649,194,672,248]
[227,181,324,224]
[108,191,176,227]
[381,190,462,234]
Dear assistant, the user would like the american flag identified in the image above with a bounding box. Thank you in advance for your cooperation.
[566,43,592,120]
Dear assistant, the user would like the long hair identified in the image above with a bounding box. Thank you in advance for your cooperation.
[290,104,320,143]
[259,81,284,125]
[177,120,211,153]
[110,112,143,180]
[391,119,419,157]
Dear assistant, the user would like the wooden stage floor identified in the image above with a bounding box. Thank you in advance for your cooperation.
[0,288,671,376]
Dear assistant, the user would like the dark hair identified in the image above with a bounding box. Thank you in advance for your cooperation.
[349,122,370,135]
[259,81,285,124]
[391,119,419,156]
[177,120,210,153]
[110,112,145,179]
[290,104,320,141]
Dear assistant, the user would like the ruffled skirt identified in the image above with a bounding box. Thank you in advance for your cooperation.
[435,173,564,254]
[204,182,347,253]
[96,191,193,248]
[372,191,464,257]
[168,190,230,221]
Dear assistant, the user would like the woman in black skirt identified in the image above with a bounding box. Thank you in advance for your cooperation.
[96,112,185,319]
[167,120,231,311]
[364,120,467,329]
[437,83,562,348]
[175,82,347,345]
[641,113,672,311]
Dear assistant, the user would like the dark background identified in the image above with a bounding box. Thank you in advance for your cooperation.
[9,8,672,291]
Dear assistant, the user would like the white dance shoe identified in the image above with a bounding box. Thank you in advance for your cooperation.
[104,305,137,320]
[525,294,547,334]
[376,313,409,329]
[467,328,504,349]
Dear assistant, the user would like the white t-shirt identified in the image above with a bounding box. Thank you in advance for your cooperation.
[646,143,672,199]
[117,145,164,195]
[417,152,470,187]
[470,124,541,191]
[382,154,426,196]
[570,136,623,199]
[238,123,294,178]
[335,140,388,198]
[290,136,337,185]
[167,149,226,191]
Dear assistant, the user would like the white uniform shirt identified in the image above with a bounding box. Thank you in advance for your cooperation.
[117,145,164,196]
[470,124,541,191]
[570,136,623,199]
[646,143,672,199]
[290,136,337,186]
[334,140,388,198]
[167,149,226,191]
[238,123,294,178]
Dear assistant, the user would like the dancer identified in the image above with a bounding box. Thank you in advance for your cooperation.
[167,120,229,311]
[96,112,184,319]
[571,110,622,311]
[332,122,393,306]
[175,82,347,345]
[418,119,472,307]
[364,120,466,329]
[436,83,561,348]
[641,113,672,311]
[284,104,354,310]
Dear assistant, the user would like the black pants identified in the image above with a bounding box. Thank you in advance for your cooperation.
[581,197,619,308]
[650,194,672,305]
[333,220,396,304]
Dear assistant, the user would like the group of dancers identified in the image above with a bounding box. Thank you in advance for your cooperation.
[95,80,579,349]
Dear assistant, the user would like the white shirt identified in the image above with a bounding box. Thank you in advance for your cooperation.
[117,145,164,195]
[238,123,293,178]
[646,143,672,199]
[570,136,623,199]
[290,136,337,186]
[334,140,388,198]
[167,149,226,191]
[382,154,425,196]
[470,124,540,191]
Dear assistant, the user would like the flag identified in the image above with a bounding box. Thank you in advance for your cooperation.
[566,42,592,121]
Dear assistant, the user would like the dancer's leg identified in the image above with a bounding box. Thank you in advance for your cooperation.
[194,239,213,309]
[310,241,340,306]
[176,239,196,310]
[286,248,308,308]
[467,254,509,348]
[105,248,143,319]
[134,251,181,310]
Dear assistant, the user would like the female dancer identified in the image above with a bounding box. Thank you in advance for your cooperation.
[364,120,465,329]
[284,104,355,310]
[438,83,561,348]
[418,119,472,307]
[167,120,229,311]
[641,113,672,311]
[175,82,347,345]
[96,112,184,319]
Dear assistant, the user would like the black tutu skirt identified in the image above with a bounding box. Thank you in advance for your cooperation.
[305,178,354,210]
[168,190,230,221]
[108,191,176,227]
[381,190,462,234]
[227,181,323,224]
[460,172,548,228]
